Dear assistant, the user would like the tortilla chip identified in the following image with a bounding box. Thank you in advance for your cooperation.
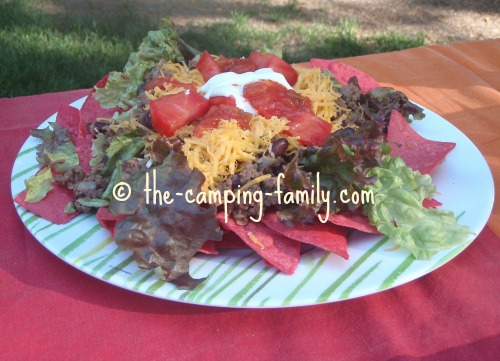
[96,207,128,238]
[55,104,81,146]
[14,183,79,225]
[262,213,349,259]
[80,76,120,126]
[328,211,380,234]
[216,232,250,249]
[423,198,442,209]
[217,214,301,275]
[198,241,219,255]
[310,58,380,93]
[388,110,456,174]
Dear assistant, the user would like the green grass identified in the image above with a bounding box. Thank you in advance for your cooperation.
[0,0,155,97]
[0,0,425,98]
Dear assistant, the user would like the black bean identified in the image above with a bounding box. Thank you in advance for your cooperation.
[271,138,289,156]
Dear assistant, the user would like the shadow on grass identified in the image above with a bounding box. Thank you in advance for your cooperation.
[412,0,500,13]
[181,19,425,64]
[0,0,157,97]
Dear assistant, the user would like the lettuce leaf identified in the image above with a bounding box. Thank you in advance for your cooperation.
[299,119,384,213]
[31,122,79,173]
[94,21,199,110]
[364,156,470,259]
[101,129,146,176]
[108,151,223,290]
[24,167,54,203]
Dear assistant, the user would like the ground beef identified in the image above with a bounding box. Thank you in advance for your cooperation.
[54,166,85,190]
[338,76,370,128]
[55,163,110,213]
[217,159,286,226]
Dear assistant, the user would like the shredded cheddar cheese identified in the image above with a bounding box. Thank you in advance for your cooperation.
[247,232,265,250]
[145,83,185,103]
[238,174,272,193]
[161,62,204,87]
[293,67,349,131]
[181,116,298,192]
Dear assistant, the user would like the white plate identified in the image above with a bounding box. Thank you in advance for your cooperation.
[11,97,494,308]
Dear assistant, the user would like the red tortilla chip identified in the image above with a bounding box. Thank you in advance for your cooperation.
[217,214,301,275]
[198,241,219,255]
[388,110,456,174]
[55,104,81,145]
[262,213,349,260]
[310,58,380,93]
[216,232,250,249]
[328,211,379,234]
[96,207,128,238]
[423,198,442,209]
[14,183,79,225]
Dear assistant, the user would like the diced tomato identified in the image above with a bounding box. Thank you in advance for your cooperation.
[194,104,252,137]
[243,80,311,117]
[144,77,193,92]
[208,96,236,107]
[196,51,222,81]
[248,51,298,86]
[150,90,210,137]
[243,80,331,146]
[216,56,257,74]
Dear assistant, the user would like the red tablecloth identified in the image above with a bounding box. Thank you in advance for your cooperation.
[1,40,499,360]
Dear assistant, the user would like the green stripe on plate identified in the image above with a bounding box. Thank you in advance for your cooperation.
[282,252,330,306]
[28,221,41,233]
[89,247,123,275]
[241,269,281,307]
[126,269,148,283]
[11,164,39,182]
[74,237,114,264]
[429,245,466,271]
[58,224,102,257]
[42,214,94,244]
[317,236,389,303]
[34,222,56,236]
[378,253,415,290]
[182,256,233,302]
[16,146,36,158]
[102,256,135,281]
[132,271,156,291]
[340,260,382,299]
[205,258,262,304]
[19,209,30,220]
[145,279,167,295]
[228,266,271,306]
[259,297,270,307]
[82,254,109,267]
[166,257,214,298]
[24,214,41,227]
[189,252,254,303]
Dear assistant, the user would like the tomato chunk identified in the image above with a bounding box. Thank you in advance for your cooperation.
[216,56,257,74]
[248,51,298,86]
[196,51,222,81]
[243,80,331,146]
[150,90,210,137]
[194,104,252,137]
[208,96,236,107]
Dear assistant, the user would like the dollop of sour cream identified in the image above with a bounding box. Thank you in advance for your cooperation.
[199,68,292,114]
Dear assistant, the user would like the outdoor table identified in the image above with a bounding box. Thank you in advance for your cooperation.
[1,39,499,360]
